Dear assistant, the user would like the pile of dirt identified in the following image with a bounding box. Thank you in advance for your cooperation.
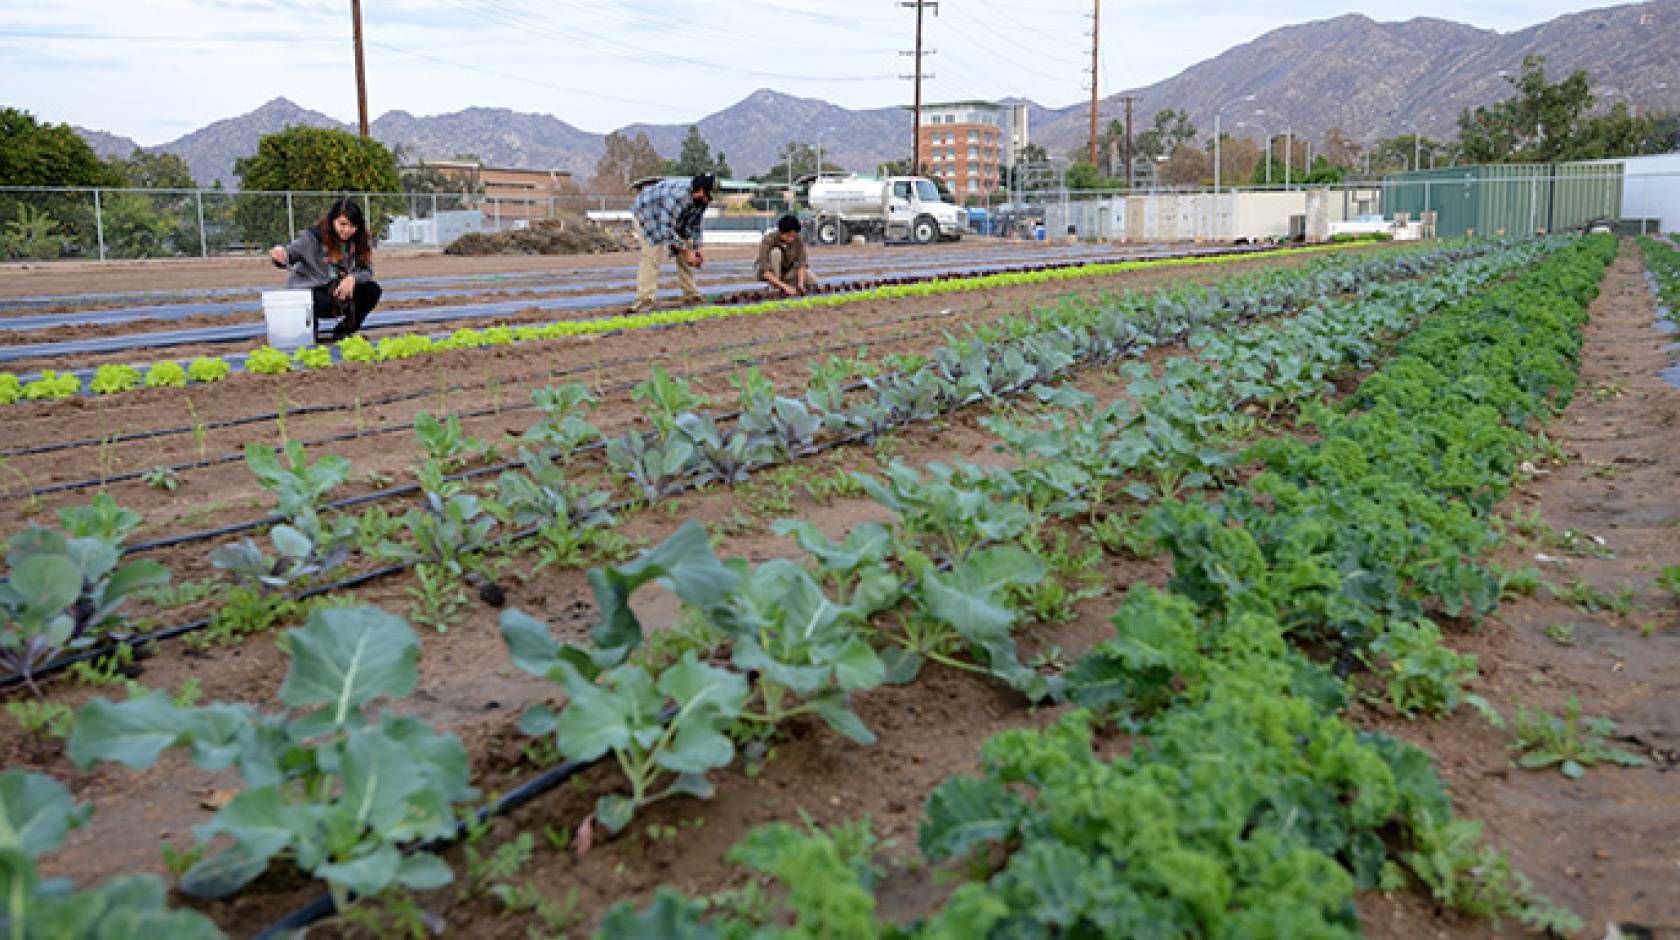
[444,215,631,256]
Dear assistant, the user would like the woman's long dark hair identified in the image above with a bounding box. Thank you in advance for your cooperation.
[316,197,372,266]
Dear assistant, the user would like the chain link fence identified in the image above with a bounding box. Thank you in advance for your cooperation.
[0,170,1667,262]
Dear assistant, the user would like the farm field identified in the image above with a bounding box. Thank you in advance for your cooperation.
[4,234,1678,939]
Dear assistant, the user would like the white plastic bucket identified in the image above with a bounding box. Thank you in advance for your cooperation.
[261,290,314,350]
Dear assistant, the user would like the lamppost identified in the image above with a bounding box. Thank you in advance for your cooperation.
[1236,120,1270,184]
[1213,93,1257,192]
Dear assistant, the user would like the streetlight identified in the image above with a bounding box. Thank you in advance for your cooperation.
[1236,120,1270,184]
[1213,93,1257,192]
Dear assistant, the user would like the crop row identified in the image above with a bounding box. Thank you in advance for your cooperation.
[0,244,1354,406]
[1637,234,1680,319]
[574,235,1619,937]
[0,237,1576,935]
[2,239,1516,690]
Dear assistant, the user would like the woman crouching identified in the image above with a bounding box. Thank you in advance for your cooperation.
[268,197,382,341]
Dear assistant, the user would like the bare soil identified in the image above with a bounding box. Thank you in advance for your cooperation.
[1357,241,1680,939]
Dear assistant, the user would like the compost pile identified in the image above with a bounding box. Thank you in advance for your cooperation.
[445,215,630,256]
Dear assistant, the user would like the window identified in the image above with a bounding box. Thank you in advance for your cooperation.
[967,130,978,142]
[967,146,979,159]
[914,180,941,202]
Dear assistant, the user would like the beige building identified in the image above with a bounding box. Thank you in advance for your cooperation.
[413,160,579,221]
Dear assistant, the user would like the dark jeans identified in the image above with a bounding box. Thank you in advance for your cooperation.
[311,280,382,339]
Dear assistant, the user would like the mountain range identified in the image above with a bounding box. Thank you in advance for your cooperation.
[74,0,1680,186]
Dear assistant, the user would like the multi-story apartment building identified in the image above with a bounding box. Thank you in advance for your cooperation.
[915,101,1029,200]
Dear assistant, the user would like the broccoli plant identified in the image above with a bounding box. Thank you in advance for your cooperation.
[413,411,490,473]
[605,429,696,504]
[631,366,711,435]
[494,449,614,533]
[68,607,475,912]
[209,514,353,595]
[521,384,602,459]
[375,489,498,579]
[1,513,168,691]
[506,636,747,835]
[246,441,351,521]
[0,769,225,938]
[738,395,823,461]
[675,413,769,485]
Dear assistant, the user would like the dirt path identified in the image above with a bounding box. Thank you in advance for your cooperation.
[1360,240,1680,939]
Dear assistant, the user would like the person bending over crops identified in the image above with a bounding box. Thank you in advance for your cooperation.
[268,197,382,341]
[753,214,819,298]
[628,173,715,312]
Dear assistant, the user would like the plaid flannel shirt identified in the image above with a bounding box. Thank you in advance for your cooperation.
[631,178,707,252]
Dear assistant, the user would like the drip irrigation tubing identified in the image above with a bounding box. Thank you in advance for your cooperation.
[0,244,1132,326]
[0,245,1279,368]
[17,303,978,497]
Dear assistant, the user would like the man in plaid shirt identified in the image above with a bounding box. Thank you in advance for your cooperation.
[629,173,716,312]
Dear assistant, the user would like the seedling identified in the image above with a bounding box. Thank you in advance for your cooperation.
[1509,696,1646,778]
[1542,622,1577,645]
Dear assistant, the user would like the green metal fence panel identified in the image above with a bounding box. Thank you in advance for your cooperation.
[1550,161,1623,231]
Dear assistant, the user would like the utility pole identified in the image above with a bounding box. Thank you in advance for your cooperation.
[1088,0,1100,166]
[900,1,939,173]
[351,0,370,136]
[1122,95,1136,188]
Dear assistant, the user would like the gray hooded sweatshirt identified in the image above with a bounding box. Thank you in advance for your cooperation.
[280,226,375,290]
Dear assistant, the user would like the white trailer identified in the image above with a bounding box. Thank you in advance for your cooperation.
[807,175,965,245]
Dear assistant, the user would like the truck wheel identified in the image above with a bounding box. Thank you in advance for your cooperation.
[816,219,844,246]
[911,215,938,244]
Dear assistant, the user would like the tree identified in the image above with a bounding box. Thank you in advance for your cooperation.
[671,125,717,176]
[1448,54,1671,163]
[1135,109,1197,162]
[234,125,401,193]
[0,108,123,258]
[591,131,665,194]
[1159,143,1209,187]
[0,108,121,187]
[233,125,402,249]
[101,149,198,257]
[756,141,818,185]
[1367,135,1448,174]
[715,152,733,179]
[1207,136,1260,187]
[107,150,195,189]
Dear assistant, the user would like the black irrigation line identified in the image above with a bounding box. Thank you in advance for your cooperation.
[15,303,971,496]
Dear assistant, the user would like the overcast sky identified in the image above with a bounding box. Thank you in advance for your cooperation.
[1,0,1621,145]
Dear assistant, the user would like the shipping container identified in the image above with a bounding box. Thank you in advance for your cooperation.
[1384,162,1622,239]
